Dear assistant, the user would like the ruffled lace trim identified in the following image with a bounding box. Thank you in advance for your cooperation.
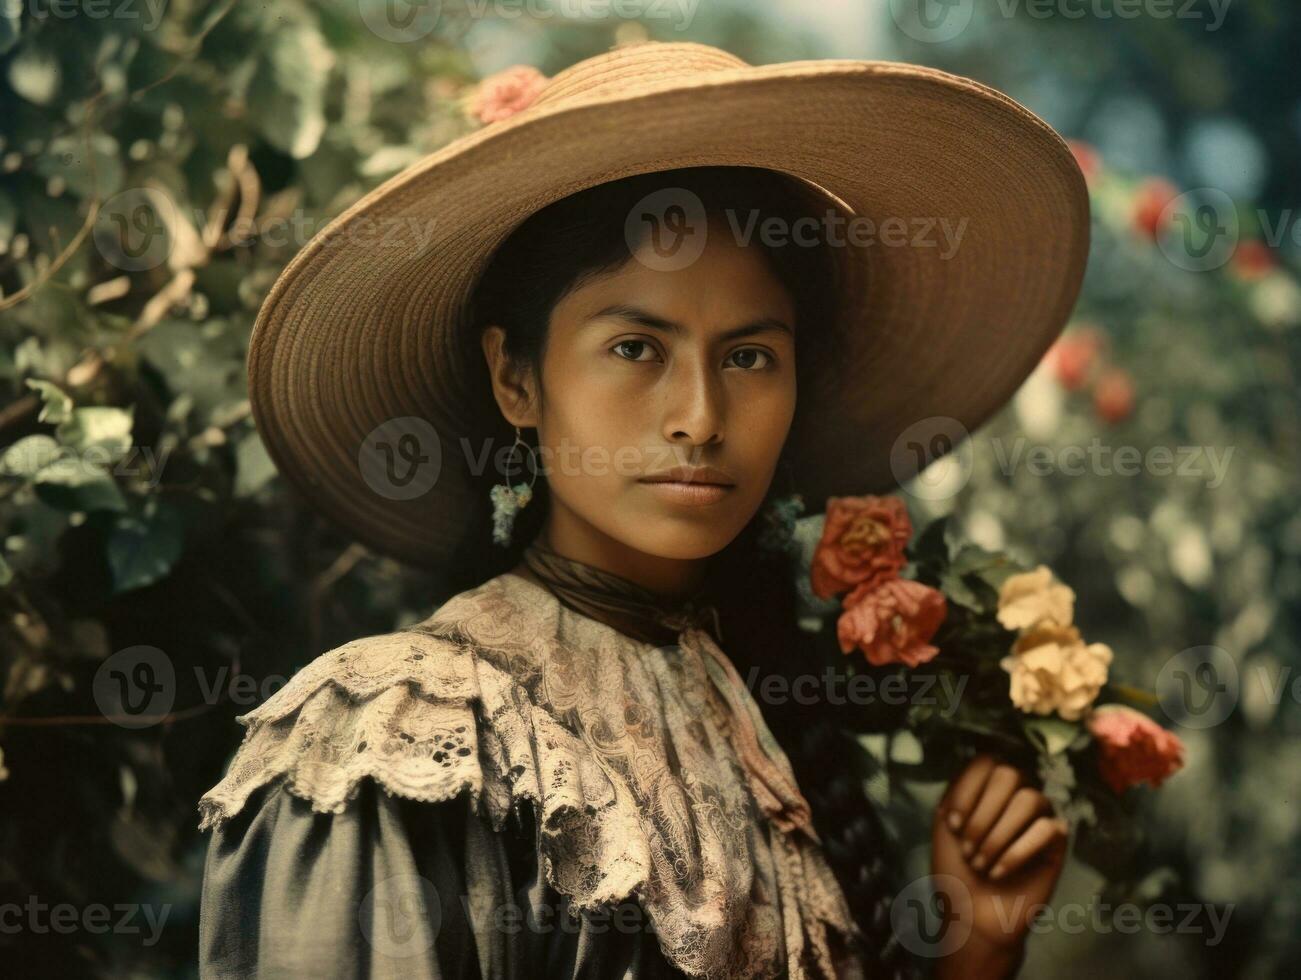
[197,577,861,979]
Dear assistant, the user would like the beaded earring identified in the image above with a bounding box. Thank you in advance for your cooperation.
[490,425,539,546]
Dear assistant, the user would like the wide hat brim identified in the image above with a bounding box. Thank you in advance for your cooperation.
[247,41,1089,570]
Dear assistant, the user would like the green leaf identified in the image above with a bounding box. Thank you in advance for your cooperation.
[0,0,20,56]
[7,42,60,106]
[247,21,333,159]
[25,379,73,424]
[56,406,135,466]
[939,569,983,611]
[910,515,951,564]
[0,190,16,249]
[1022,716,1081,756]
[108,506,184,593]
[33,457,127,513]
[0,553,12,587]
[234,432,277,497]
[33,133,126,199]
[0,435,61,478]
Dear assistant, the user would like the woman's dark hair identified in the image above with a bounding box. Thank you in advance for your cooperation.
[448,166,920,977]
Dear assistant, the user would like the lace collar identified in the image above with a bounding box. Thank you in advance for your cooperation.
[197,569,862,979]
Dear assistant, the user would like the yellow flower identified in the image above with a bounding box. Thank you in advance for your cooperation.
[996,564,1075,631]
[999,623,1112,721]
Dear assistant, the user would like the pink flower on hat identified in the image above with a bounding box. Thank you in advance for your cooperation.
[1087,704,1185,794]
[836,577,947,668]
[467,64,548,124]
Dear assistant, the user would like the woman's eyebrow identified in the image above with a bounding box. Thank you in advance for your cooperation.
[586,303,793,341]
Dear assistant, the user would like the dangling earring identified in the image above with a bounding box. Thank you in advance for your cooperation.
[757,455,805,556]
[490,425,539,546]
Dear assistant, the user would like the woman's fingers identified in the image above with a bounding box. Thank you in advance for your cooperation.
[988,815,1070,881]
[941,753,998,831]
[958,762,1023,858]
[969,787,1051,872]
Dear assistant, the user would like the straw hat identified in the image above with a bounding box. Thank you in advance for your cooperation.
[246,40,1089,569]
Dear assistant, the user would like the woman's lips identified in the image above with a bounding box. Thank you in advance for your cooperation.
[636,480,734,505]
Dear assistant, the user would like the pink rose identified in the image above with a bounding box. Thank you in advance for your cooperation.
[810,495,912,600]
[467,65,548,124]
[1087,704,1185,794]
[836,578,947,668]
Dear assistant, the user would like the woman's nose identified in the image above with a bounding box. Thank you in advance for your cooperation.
[661,355,724,446]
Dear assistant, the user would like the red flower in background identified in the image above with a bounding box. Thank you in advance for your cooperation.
[1093,368,1135,424]
[1067,139,1101,186]
[1088,705,1186,794]
[1131,177,1181,240]
[1048,325,1105,390]
[1230,239,1276,281]
[810,495,912,599]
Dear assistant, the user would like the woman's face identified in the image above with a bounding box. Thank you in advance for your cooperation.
[484,214,798,588]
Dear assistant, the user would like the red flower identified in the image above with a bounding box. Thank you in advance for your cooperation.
[1047,325,1104,391]
[1131,177,1181,241]
[810,495,912,600]
[1230,240,1276,281]
[1088,705,1185,794]
[836,578,947,668]
[1093,368,1135,424]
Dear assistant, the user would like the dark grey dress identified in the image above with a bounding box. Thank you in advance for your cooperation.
[197,571,864,979]
[200,778,688,979]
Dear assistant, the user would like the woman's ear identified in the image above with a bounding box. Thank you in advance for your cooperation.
[481,324,539,428]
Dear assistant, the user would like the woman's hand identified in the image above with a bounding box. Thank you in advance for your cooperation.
[930,752,1070,978]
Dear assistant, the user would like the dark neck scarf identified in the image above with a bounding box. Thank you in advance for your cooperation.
[521,537,724,647]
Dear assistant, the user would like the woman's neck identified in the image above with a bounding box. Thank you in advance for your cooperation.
[531,505,709,599]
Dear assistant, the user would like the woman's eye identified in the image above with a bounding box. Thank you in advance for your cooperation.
[727,348,772,370]
[612,340,658,362]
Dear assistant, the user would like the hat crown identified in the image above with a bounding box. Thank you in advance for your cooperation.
[530,41,750,111]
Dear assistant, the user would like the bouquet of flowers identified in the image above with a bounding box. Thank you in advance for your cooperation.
[765,492,1186,893]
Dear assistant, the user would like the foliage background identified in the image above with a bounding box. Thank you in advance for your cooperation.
[0,1,1296,976]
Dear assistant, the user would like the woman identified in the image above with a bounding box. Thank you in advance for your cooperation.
[198,42,1087,979]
